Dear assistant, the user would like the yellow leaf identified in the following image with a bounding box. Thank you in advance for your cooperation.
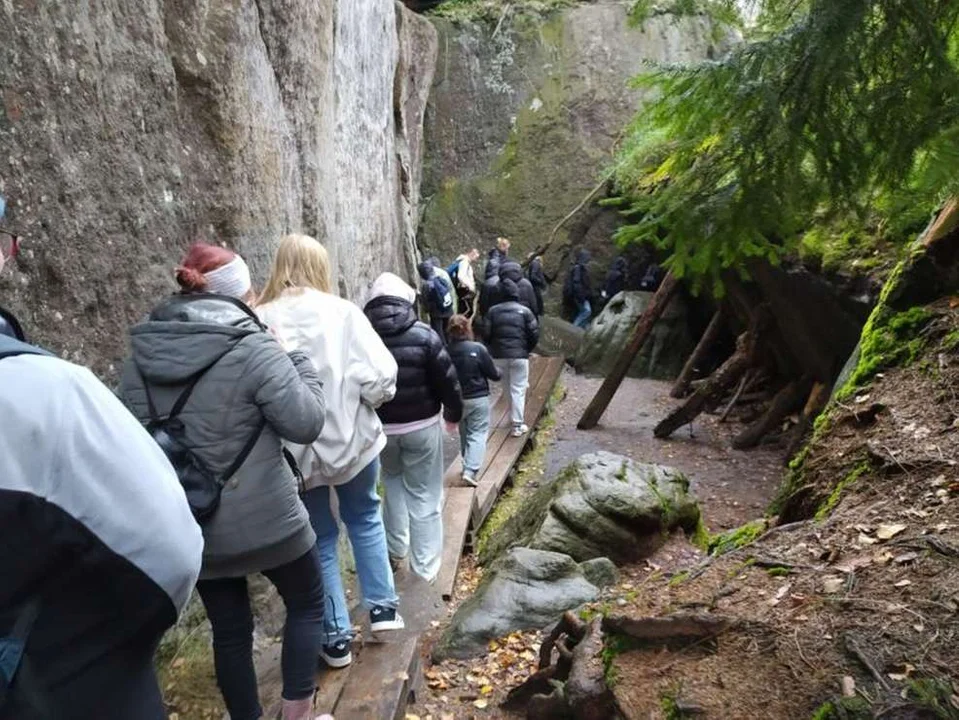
[481,685,494,695]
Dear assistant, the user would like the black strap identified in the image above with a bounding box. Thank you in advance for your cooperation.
[221,419,266,484]
[0,598,41,706]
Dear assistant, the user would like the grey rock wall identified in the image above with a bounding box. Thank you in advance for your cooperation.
[0,0,436,375]
[419,2,729,274]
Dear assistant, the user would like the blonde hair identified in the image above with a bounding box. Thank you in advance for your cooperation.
[497,237,511,252]
[258,234,332,305]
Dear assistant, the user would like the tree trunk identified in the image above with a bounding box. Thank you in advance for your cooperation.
[654,331,753,438]
[565,617,615,720]
[671,306,725,398]
[732,376,812,450]
[782,380,831,462]
[578,272,680,430]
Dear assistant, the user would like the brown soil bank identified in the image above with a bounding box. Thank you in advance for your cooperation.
[596,209,959,719]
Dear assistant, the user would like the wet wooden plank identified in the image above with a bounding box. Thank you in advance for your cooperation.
[436,486,477,601]
[472,356,564,528]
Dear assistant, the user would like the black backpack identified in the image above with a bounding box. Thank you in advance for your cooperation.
[136,359,265,525]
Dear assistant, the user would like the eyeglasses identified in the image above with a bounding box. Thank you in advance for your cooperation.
[0,230,20,261]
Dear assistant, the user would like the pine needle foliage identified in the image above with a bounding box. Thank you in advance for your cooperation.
[612,0,959,291]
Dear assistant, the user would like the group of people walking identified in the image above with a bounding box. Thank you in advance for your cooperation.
[0,200,541,720]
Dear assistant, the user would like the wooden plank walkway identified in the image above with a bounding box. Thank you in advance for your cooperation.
[257,355,565,720]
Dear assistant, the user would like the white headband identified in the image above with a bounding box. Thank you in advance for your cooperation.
[204,255,252,299]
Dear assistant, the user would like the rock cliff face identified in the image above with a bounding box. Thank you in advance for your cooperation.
[0,0,437,374]
[419,4,728,267]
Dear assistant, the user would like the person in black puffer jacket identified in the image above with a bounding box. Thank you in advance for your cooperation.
[525,253,547,317]
[484,277,539,438]
[498,261,538,315]
[447,315,501,486]
[364,273,463,583]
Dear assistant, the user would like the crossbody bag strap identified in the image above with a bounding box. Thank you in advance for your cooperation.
[219,418,266,484]
[0,598,41,707]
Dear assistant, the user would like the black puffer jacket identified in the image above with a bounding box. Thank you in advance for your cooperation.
[365,295,464,424]
[478,275,500,316]
[485,279,540,359]
[498,262,538,315]
[449,340,501,400]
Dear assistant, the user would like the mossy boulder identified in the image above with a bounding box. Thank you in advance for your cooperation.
[480,451,701,565]
[433,547,599,660]
[574,291,695,380]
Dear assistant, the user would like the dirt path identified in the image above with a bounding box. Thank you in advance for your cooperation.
[552,368,783,532]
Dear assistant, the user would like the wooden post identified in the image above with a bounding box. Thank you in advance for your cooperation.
[577,272,680,430]
[671,306,725,398]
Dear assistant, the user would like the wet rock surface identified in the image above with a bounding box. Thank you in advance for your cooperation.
[434,547,599,660]
[481,451,701,565]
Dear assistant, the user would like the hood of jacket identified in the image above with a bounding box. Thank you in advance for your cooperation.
[365,295,418,338]
[498,261,524,283]
[576,249,591,265]
[417,261,435,281]
[499,277,520,302]
[129,294,264,384]
[611,257,627,272]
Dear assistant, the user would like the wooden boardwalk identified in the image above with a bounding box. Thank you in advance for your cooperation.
[258,355,565,719]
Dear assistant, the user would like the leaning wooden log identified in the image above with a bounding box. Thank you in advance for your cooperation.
[654,329,756,439]
[732,376,812,450]
[578,272,681,430]
[671,306,725,398]
[565,617,615,720]
[538,611,587,670]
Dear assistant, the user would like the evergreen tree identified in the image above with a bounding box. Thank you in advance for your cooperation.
[612,0,959,289]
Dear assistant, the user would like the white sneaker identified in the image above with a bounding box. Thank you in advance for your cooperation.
[462,471,478,487]
[511,424,529,438]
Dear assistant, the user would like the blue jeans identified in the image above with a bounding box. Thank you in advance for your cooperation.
[196,547,324,720]
[380,423,445,582]
[301,458,399,645]
[460,396,491,475]
[574,299,592,328]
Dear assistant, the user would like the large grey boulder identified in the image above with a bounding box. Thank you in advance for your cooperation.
[537,315,584,360]
[481,452,701,565]
[575,291,695,380]
[434,547,599,660]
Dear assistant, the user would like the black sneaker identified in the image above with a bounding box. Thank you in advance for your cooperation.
[319,639,352,669]
[369,606,405,632]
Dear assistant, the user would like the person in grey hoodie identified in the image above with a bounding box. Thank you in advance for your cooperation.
[119,242,327,720]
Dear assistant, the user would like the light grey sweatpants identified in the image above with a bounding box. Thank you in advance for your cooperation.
[495,358,530,428]
[380,422,445,582]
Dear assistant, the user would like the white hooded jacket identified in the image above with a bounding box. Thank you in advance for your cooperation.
[257,287,398,487]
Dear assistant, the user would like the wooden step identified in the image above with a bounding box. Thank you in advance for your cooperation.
[436,486,477,601]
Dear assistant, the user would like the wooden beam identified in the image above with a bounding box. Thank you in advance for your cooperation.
[671,306,725,398]
[577,272,680,430]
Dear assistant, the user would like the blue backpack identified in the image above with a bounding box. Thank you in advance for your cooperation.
[0,336,51,709]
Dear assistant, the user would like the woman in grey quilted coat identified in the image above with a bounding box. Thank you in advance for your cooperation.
[119,242,328,720]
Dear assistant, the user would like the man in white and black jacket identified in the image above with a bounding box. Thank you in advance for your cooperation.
[0,208,203,717]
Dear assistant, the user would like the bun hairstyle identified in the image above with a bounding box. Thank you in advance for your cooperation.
[176,242,236,293]
[447,314,474,341]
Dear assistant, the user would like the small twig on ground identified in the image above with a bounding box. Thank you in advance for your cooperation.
[793,628,817,672]
[843,634,891,691]
[719,370,751,423]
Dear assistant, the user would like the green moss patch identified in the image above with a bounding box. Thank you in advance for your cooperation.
[707,519,767,556]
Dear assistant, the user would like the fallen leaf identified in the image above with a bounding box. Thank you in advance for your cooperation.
[481,685,494,695]
[769,583,792,606]
[836,556,873,573]
[877,523,907,540]
[823,577,844,594]
[857,533,879,546]
[473,699,488,710]
[894,552,920,564]
[889,673,909,681]
[894,579,912,588]
[842,676,856,697]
